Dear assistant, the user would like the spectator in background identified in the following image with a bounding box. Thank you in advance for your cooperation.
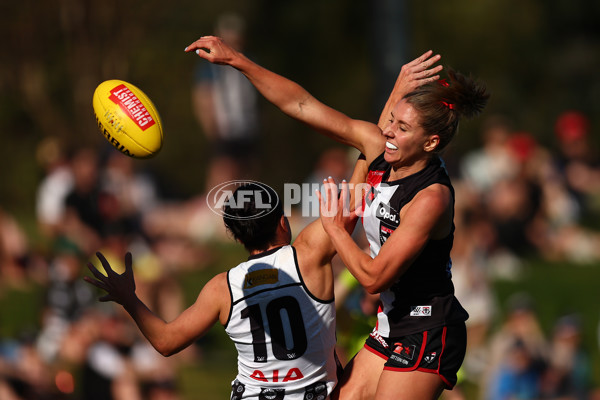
[35,137,74,239]
[539,314,591,400]
[61,147,106,253]
[192,13,260,191]
[486,338,542,400]
[81,310,143,400]
[101,151,160,238]
[36,237,95,364]
[460,115,518,194]
[481,293,547,399]
[0,332,54,400]
[0,208,34,286]
[486,132,543,259]
[553,110,600,220]
[450,201,496,383]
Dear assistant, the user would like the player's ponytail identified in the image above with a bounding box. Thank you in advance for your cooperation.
[404,68,490,152]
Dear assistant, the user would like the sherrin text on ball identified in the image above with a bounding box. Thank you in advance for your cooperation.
[92,80,163,158]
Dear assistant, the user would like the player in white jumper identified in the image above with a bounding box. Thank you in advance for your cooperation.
[84,175,364,399]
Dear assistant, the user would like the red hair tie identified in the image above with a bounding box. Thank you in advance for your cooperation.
[438,79,450,87]
[441,101,455,110]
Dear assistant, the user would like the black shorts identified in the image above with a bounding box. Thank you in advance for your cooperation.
[364,323,467,389]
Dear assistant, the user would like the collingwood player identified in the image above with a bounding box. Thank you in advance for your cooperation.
[185,36,488,399]
[84,166,365,399]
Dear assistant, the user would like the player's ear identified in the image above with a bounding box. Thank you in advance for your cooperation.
[280,215,289,232]
[424,134,440,152]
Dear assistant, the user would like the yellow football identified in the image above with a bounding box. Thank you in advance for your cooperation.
[92,80,163,158]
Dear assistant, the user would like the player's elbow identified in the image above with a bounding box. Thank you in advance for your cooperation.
[361,262,396,294]
[360,275,386,295]
[157,345,183,358]
[158,348,174,357]
[152,337,182,358]
[363,280,387,295]
[154,342,174,357]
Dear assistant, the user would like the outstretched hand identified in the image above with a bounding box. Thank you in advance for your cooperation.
[84,252,136,306]
[395,50,443,94]
[316,177,358,235]
[378,50,443,129]
[184,36,239,65]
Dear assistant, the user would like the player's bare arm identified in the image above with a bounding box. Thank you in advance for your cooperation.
[318,179,451,294]
[85,252,227,357]
[185,37,443,164]
[293,157,366,300]
[185,36,383,162]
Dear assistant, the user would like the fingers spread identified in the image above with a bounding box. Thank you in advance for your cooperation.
[83,276,108,292]
[95,252,115,276]
[87,262,107,280]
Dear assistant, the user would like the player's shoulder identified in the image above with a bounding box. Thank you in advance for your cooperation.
[205,271,230,294]
[407,183,452,215]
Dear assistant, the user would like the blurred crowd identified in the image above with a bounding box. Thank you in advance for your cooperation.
[0,108,599,399]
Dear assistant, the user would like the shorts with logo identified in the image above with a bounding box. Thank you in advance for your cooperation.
[364,323,467,389]
[230,379,331,400]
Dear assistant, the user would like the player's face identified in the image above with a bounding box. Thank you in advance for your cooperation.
[382,100,432,167]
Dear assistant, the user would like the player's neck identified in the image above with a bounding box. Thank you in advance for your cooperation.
[249,241,289,257]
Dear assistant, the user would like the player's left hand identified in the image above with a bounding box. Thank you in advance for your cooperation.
[84,252,136,307]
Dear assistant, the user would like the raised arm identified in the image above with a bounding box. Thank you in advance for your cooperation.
[84,252,227,357]
[185,37,444,163]
[185,36,383,161]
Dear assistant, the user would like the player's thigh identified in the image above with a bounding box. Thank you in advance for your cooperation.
[375,369,445,400]
[333,346,385,400]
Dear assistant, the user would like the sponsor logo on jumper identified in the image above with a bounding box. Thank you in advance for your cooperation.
[424,352,437,363]
[109,84,156,131]
[231,380,246,400]
[259,387,285,400]
[244,269,279,289]
[392,342,416,360]
[410,305,432,317]
[251,368,303,383]
[304,381,328,400]
[376,202,399,227]
[379,224,394,245]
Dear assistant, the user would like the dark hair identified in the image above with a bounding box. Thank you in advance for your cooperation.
[222,183,284,252]
[404,68,490,152]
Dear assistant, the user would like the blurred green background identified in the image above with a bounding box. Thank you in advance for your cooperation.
[2,0,600,399]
